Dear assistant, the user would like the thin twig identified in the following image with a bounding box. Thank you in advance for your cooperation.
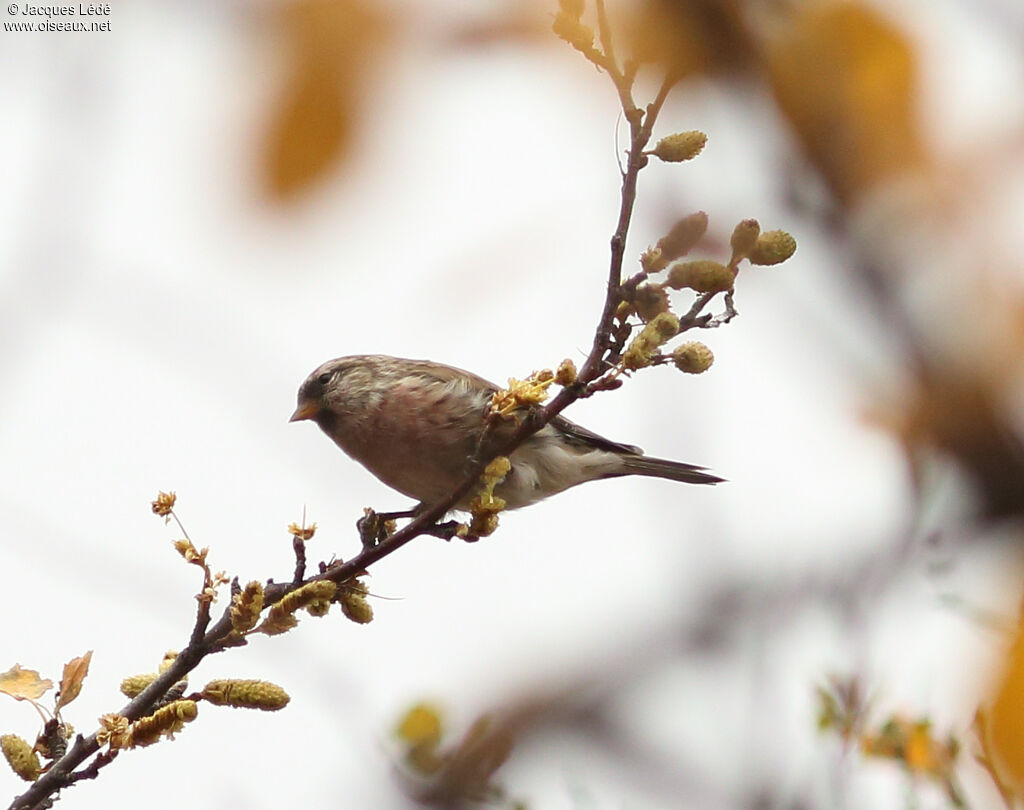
[187,598,212,649]
[291,536,307,584]
[677,291,716,331]
[65,750,118,786]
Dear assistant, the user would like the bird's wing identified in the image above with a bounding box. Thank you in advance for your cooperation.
[407,358,641,455]
[406,358,500,393]
[550,414,642,456]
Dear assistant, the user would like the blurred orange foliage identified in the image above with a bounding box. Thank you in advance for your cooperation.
[989,623,1024,788]
[263,0,388,200]
[766,1,926,203]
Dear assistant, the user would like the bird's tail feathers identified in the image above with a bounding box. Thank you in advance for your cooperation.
[616,455,724,485]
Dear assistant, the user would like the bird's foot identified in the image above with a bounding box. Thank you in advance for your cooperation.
[358,507,475,547]
[357,507,417,548]
[422,520,476,542]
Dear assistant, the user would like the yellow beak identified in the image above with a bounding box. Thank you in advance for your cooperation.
[289,401,320,422]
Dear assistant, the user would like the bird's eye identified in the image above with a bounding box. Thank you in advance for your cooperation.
[317,372,332,386]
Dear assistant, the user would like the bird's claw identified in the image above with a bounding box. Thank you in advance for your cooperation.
[356,509,392,548]
[423,520,477,542]
[357,506,423,548]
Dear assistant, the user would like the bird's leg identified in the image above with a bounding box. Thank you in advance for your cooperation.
[357,505,421,549]
[357,505,471,546]
[356,511,382,549]
[422,520,473,542]
[375,506,422,521]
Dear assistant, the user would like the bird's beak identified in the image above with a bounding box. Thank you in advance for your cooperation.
[289,401,320,422]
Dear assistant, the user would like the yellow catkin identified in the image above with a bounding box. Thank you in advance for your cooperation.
[120,673,158,698]
[665,260,734,294]
[672,342,715,374]
[340,589,374,624]
[657,211,708,261]
[643,312,679,342]
[623,334,656,370]
[230,581,265,633]
[129,700,198,748]
[748,230,797,265]
[729,219,761,263]
[201,679,291,711]
[396,703,443,747]
[633,283,670,322]
[158,651,178,674]
[1,734,40,782]
[650,131,707,162]
[305,599,331,617]
[266,581,338,627]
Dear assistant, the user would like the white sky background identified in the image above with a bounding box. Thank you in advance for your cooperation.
[2,0,1024,808]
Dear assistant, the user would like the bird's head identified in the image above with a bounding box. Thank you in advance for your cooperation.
[290,357,357,424]
[290,355,392,426]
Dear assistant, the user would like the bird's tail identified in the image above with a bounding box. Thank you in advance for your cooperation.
[616,455,724,485]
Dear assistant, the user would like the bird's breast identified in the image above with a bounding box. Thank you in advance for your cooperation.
[329,377,490,503]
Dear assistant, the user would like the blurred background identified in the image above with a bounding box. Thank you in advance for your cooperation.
[3,0,1024,807]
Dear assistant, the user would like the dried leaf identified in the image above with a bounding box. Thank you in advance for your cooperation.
[264,66,349,199]
[56,651,93,710]
[0,665,54,702]
[765,1,924,202]
[989,625,1024,786]
[625,0,753,79]
[262,0,387,200]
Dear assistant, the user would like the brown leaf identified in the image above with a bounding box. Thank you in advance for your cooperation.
[988,625,1024,787]
[765,1,925,203]
[625,0,755,80]
[0,665,54,702]
[262,0,388,200]
[264,67,349,200]
[56,651,93,711]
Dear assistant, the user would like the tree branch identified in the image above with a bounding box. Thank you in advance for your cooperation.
[9,23,682,810]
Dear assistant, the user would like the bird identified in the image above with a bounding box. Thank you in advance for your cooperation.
[290,354,723,512]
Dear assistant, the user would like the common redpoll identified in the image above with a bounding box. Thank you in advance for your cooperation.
[291,355,722,510]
